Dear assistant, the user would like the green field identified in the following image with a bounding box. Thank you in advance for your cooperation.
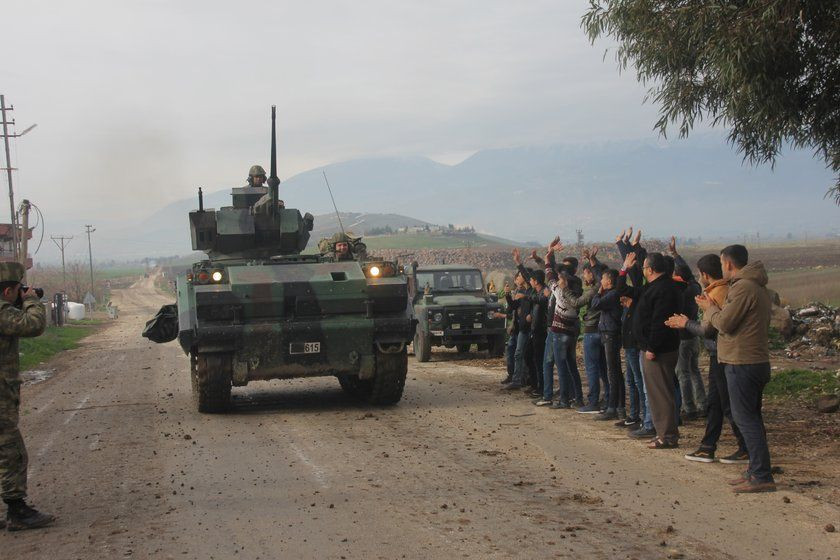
[19,323,99,371]
[363,232,515,250]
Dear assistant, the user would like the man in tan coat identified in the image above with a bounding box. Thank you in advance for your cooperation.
[698,245,775,493]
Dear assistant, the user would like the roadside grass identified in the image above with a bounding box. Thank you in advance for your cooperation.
[19,323,99,371]
[768,327,786,351]
[765,368,840,399]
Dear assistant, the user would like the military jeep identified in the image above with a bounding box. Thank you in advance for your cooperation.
[408,264,506,362]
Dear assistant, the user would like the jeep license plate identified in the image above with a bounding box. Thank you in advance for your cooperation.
[290,342,321,355]
[451,323,461,330]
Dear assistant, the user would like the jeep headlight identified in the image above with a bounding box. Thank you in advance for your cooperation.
[433,312,443,322]
[487,310,496,320]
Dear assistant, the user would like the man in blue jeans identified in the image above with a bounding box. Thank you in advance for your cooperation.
[573,247,609,413]
[534,240,581,407]
[699,244,775,493]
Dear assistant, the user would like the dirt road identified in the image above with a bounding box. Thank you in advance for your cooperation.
[2,278,837,559]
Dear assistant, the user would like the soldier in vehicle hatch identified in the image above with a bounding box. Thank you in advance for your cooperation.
[246,165,267,188]
[249,164,286,214]
[0,262,54,531]
[318,232,367,262]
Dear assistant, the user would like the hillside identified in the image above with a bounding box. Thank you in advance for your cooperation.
[43,134,837,262]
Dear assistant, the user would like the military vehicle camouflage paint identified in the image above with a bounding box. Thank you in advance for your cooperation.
[409,264,505,362]
[175,107,415,412]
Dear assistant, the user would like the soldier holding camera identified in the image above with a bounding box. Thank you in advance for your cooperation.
[0,262,53,531]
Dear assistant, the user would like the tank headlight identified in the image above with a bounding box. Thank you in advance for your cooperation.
[211,270,224,283]
[369,265,381,277]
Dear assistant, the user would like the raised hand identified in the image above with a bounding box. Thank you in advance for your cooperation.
[512,247,522,265]
[582,247,591,260]
[548,235,561,250]
[668,236,677,255]
[623,252,637,269]
[553,242,565,254]
[625,226,633,241]
[632,228,642,246]
[530,249,539,262]
[590,245,599,258]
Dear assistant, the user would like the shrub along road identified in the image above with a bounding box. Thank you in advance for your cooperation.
[1,277,837,559]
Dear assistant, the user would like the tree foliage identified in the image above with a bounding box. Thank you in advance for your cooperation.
[582,1,840,202]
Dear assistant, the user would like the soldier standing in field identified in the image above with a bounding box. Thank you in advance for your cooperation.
[0,262,54,530]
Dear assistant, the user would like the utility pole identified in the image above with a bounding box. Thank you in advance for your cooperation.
[50,235,72,293]
[0,95,37,262]
[85,225,95,298]
[18,199,30,274]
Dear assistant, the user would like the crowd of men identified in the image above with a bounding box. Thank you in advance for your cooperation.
[498,229,776,493]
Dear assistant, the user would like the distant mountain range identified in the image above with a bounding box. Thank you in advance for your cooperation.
[43,134,838,262]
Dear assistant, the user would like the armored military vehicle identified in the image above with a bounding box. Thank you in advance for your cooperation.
[408,264,506,362]
[166,107,415,412]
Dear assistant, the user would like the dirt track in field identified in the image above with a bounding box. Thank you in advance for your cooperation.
[1,276,837,559]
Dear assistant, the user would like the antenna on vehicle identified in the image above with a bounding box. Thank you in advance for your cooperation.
[268,105,280,219]
[322,171,345,235]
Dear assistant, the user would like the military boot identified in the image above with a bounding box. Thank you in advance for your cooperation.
[5,500,55,531]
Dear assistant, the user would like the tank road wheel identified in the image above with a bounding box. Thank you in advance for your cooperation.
[487,334,505,358]
[191,352,232,413]
[456,343,471,353]
[339,346,408,405]
[413,331,431,363]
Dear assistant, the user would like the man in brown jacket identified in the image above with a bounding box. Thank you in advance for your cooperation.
[698,245,775,493]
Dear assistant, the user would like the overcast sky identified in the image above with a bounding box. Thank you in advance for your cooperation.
[3,1,667,230]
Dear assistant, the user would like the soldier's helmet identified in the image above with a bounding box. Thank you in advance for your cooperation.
[248,165,267,178]
[0,262,24,283]
[318,231,364,257]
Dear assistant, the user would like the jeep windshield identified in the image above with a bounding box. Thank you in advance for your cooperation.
[417,270,483,293]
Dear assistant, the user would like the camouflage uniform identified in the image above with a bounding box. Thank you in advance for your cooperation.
[0,263,46,502]
[318,232,367,262]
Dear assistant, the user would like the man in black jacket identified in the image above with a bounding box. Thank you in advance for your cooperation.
[631,252,682,448]
[512,249,548,396]
[669,238,707,419]
[503,270,532,390]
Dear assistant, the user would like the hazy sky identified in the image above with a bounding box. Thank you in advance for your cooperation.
[4,0,663,229]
